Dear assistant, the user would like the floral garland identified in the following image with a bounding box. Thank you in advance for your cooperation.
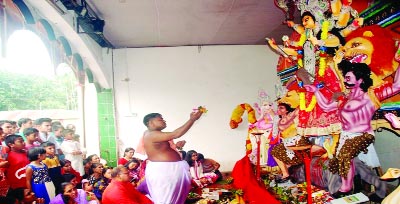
[299,90,317,112]
[229,103,257,156]
[229,103,256,129]
[298,20,329,112]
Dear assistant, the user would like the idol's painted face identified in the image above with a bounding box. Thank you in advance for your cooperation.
[342,37,373,65]
[344,71,362,89]
[277,105,288,116]
[302,15,315,29]
[261,101,272,113]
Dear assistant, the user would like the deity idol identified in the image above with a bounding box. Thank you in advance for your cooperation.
[268,0,343,137]
[305,25,399,200]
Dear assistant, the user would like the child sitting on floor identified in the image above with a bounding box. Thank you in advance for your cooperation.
[185,150,218,188]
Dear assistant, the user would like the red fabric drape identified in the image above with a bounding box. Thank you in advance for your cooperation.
[232,156,281,204]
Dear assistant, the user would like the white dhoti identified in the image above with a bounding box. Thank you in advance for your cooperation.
[145,160,191,204]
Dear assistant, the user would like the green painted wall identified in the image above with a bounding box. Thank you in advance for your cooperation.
[97,89,117,167]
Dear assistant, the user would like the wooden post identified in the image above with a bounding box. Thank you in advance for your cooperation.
[251,132,263,181]
[304,155,312,204]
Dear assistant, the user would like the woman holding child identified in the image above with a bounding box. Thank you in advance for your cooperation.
[88,163,108,200]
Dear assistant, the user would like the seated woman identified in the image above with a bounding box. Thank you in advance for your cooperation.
[197,153,223,181]
[60,159,82,185]
[50,182,99,204]
[124,158,141,186]
[118,147,135,166]
[87,163,109,201]
[82,159,92,180]
[179,150,186,160]
[185,150,218,188]
[87,154,107,166]
[102,166,113,184]
[63,173,80,190]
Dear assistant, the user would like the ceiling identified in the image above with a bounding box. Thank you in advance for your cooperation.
[83,0,294,48]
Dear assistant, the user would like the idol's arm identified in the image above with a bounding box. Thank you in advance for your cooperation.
[305,85,338,111]
[374,64,400,101]
[392,64,400,93]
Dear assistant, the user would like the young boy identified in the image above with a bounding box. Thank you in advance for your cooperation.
[24,128,40,150]
[52,124,65,160]
[41,142,64,195]
[61,129,84,176]
[5,134,29,202]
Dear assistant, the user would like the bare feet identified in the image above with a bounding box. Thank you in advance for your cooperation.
[384,113,400,129]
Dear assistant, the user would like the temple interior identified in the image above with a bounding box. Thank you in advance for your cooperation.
[1,0,400,203]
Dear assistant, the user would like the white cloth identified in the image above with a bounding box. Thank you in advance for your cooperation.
[358,143,380,168]
[39,132,48,143]
[189,161,217,188]
[145,160,191,204]
[60,140,85,175]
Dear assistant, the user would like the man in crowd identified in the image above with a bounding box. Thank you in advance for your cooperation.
[102,166,152,204]
[17,118,33,141]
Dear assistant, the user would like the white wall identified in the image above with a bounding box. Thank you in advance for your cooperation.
[83,82,100,156]
[112,45,279,171]
[375,129,400,171]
